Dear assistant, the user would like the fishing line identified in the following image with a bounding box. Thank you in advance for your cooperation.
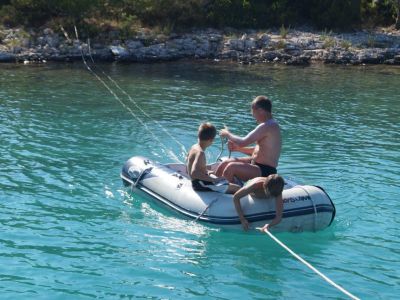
[86,38,188,159]
[258,227,360,300]
[73,26,182,163]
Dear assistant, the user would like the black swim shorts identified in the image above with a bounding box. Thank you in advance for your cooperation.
[192,179,213,191]
[254,162,277,177]
[191,179,228,193]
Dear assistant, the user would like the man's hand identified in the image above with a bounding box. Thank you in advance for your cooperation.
[227,140,239,151]
[219,128,230,138]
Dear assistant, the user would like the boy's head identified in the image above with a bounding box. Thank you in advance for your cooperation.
[263,174,284,197]
[198,123,217,141]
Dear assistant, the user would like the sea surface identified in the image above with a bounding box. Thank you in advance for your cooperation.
[1,61,399,299]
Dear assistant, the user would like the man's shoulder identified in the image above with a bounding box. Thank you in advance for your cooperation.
[263,120,280,131]
[257,121,279,131]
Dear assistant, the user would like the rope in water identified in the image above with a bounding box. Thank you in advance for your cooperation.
[258,228,360,300]
[73,26,182,163]
[86,38,188,159]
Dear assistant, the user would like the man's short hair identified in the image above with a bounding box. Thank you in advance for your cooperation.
[252,95,272,113]
[198,123,217,141]
[263,174,284,197]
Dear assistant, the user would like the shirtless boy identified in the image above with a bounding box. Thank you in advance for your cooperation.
[216,95,281,183]
[187,123,239,193]
[233,174,284,231]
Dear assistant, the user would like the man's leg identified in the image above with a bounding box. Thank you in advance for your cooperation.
[215,157,251,177]
[222,162,261,182]
[215,160,231,177]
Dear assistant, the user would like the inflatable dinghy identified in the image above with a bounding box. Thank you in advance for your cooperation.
[121,156,335,232]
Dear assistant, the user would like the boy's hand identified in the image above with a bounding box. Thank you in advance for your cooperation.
[261,224,270,232]
[240,218,250,231]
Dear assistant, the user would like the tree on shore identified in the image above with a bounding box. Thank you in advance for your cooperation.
[0,0,399,32]
[396,0,400,29]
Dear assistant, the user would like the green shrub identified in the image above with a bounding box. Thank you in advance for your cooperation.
[0,0,398,33]
[280,24,290,38]
[0,4,18,26]
[340,39,352,49]
[275,39,286,49]
[323,36,336,48]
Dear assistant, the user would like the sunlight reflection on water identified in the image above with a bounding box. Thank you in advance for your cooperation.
[0,62,399,299]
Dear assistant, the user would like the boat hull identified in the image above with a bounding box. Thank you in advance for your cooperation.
[121,156,335,232]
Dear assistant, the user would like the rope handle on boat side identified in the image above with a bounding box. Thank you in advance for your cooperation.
[134,167,153,187]
[257,227,360,300]
[195,198,218,222]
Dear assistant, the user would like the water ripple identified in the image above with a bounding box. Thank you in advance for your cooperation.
[1,62,399,299]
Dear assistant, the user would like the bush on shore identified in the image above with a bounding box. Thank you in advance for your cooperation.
[0,0,399,35]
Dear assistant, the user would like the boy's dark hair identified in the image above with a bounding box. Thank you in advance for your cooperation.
[263,174,284,197]
[252,95,272,113]
[198,123,217,141]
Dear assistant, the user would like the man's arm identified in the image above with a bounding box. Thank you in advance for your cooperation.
[228,141,255,156]
[220,124,265,147]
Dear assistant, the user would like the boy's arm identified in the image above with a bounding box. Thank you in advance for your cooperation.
[263,194,283,230]
[233,182,259,231]
[190,151,217,182]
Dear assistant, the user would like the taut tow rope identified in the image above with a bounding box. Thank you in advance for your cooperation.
[73,26,182,163]
[74,27,232,164]
[258,228,360,300]
[86,38,187,159]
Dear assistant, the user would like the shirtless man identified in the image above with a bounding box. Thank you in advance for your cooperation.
[216,95,281,183]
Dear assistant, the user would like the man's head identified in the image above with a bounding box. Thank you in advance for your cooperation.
[251,95,272,113]
[198,122,217,142]
[263,174,284,198]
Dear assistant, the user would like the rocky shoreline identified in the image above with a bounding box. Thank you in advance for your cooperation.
[1,27,399,65]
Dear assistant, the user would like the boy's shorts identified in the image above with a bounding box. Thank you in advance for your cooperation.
[192,179,229,193]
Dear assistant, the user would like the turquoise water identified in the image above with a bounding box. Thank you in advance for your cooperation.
[1,61,399,299]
